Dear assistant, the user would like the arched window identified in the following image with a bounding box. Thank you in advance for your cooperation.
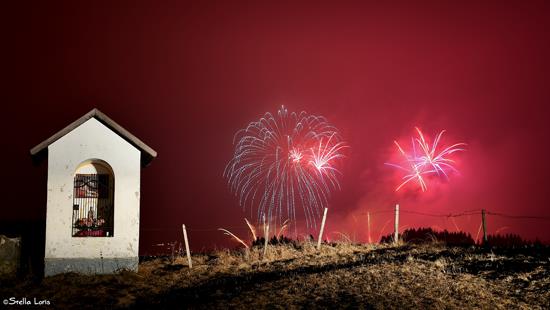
[72,160,114,237]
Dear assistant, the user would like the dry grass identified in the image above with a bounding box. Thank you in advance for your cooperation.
[1,242,548,309]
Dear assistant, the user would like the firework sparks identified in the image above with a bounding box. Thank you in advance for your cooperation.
[386,127,466,192]
[224,105,347,229]
[245,218,257,241]
[218,228,249,249]
[277,219,290,238]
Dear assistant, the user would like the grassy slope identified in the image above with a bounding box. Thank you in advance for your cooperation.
[1,242,549,309]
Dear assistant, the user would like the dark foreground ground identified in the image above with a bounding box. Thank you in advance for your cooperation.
[1,242,549,309]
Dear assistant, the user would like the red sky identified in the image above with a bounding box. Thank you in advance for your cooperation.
[3,1,550,253]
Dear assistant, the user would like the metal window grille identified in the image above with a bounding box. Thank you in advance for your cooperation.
[72,174,114,237]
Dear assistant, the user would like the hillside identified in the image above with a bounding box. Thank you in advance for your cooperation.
[2,242,549,309]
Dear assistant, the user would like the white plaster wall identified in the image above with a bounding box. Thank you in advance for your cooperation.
[45,118,141,260]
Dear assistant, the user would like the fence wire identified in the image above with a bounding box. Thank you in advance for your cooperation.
[141,208,550,234]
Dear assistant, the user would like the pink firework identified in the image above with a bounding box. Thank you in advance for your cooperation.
[385,127,466,192]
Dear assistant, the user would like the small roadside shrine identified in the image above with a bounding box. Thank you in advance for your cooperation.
[30,109,157,276]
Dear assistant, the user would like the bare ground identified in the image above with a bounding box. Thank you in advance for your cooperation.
[1,242,549,309]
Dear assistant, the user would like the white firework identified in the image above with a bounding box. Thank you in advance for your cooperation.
[224,106,347,230]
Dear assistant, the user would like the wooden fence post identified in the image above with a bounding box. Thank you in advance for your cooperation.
[367,211,372,244]
[482,209,488,245]
[317,208,328,250]
[182,224,192,269]
[263,216,269,259]
[394,204,399,244]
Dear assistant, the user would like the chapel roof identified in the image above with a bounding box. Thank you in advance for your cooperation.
[30,108,157,166]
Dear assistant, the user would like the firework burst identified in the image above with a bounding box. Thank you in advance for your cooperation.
[386,127,466,192]
[224,106,347,229]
